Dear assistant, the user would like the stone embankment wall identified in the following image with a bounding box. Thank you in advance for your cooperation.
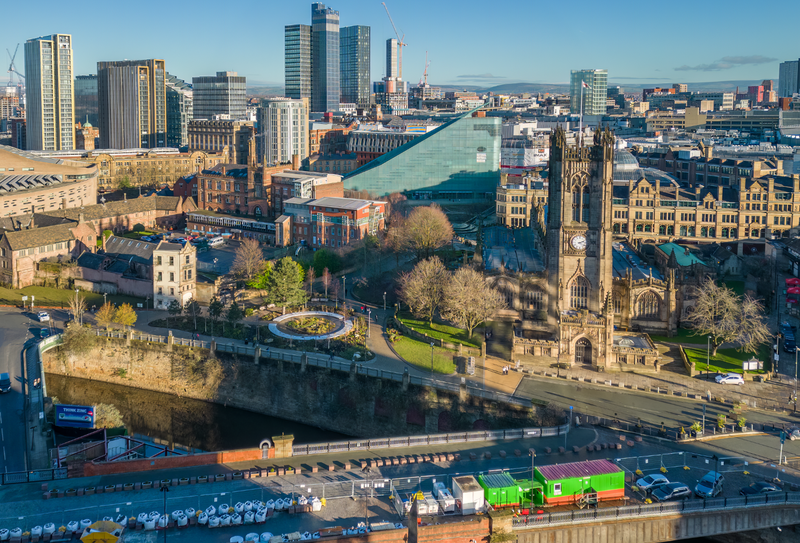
[43,339,551,438]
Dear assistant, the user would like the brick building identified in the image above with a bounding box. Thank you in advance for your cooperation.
[280,196,385,249]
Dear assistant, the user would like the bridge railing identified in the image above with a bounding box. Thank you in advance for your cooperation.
[512,491,800,529]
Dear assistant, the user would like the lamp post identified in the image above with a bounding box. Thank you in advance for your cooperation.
[342,276,347,303]
[103,292,107,306]
[528,448,536,507]
[367,308,371,338]
[160,486,169,543]
[75,289,80,325]
[706,335,712,380]
[383,292,387,311]
[430,341,435,382]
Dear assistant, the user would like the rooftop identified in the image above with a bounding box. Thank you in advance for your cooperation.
[612,242,663,281]
[658,243,706,267]
[536,459,621,482]
[0,174,62,194]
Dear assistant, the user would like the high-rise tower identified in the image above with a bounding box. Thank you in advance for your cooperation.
[192,71,246,120]
[311,3,340,113]
[285,24,312,102]
[24,34,75,151]
[569,69,608,116]
[340,25,370,107]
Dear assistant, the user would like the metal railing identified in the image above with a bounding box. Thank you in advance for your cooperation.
[512,492,800,529]
[292,425,570,456]
[2,468,68,486]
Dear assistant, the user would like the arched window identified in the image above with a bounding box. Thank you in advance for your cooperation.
[613,293,622,315]
[709,227,716,238]
[637,291,660,320]
[667,226,674,235]
[680,226,687,236]
[572,189,581,222]
[721,228,729,238]
[582,187,590,222]
[613,223,620,233]
[688,226,695,236]
[700,227,708,237]
[254,206,262,216]
[570,277,589,310]
[659,225,666,235]
[730,228,737,238]
[636,224,643,232]
[644,224,652,233]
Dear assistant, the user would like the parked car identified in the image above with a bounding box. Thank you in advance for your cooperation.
[694,471,724,498]
[141,236,152,242]
[37,311,50,322]
[40,328,49,338]
[651,482,692,502]
[635,474,669,491]
[788,427,800,441]
[739,482,780,496]
[715,373,744,386]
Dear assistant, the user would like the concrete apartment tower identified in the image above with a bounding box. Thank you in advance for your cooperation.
[257,98,309,166]
[97,59,167,149]
[192,71,246,121]
[24,34,75,151]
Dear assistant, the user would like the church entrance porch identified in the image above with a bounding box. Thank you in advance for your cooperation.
[575,338,593,366]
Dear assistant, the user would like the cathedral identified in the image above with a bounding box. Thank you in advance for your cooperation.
[504,127,686,371]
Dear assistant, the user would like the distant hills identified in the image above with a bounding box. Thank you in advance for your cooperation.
[433,80,769,94]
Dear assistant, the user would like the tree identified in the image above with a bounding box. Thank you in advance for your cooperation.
[209,296,224,333]
[116,176,132,190]
[322,267,331,299]
[246,261,273,291]
[441,268,506,338]
[312,249,342,276]
[232,238,266,282]
[385,215,408,265]
[62,321,96,355]
[94,403,124,429]
[401,204,454,260]
[185,299,202,331]
[330,278,340,305]
[167,299,183,327]
[398,257,449,324]
[95,303,117,331]
[113,303,138,329]
[306,266,316,296]
[267,257,307,307]
[132,223,145,232]
[68,291,87,325]
[684,278,770,356]
[226,302,244,332]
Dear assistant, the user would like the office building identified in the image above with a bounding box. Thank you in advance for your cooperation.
[188,119,254,165]
[779,60,800,98]
[74,74,98,127]
[285,24,312,102]
[340,25,370,107]
[165,73,193,148]
[311,3,340,113]
[256,98,309,166]
[97,59,167,149]
[192,71,246,121]
[569,69,608,116]
[24,34,75,151]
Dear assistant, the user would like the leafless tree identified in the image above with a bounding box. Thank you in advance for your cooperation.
[68,291,87,325]
[398,257,449,324]
[322,267,331,299]
[231,238,266,282]
[399,204,454,261]
[307,266,316,296]
[441,268,506,338]
[385,215,408,265]
[684,278,770,356]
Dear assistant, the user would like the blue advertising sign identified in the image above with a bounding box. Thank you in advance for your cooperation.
[55,404,95,429]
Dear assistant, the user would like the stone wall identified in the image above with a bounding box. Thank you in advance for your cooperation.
[43,339,553,439]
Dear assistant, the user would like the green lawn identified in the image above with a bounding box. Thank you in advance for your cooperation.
[122,231,156,239]
[725,280,745,297]
[392,336,456,374]
[396,311,481,348]
[0,286,146,309]
[684,346,768,375]
[650,327,710,344]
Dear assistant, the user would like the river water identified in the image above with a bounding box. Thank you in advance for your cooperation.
[46,374,348,452]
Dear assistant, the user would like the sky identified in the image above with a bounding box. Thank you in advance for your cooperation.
[4,0,799,90]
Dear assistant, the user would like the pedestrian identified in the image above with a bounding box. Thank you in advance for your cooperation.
[330,353,334,362]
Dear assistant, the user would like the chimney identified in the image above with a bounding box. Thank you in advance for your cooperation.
[79,213,85,225]
[704,144,713,160]
[292,154,300,171]
[794,174,799,193]
[739,177,747,192]
[124,193,127,202]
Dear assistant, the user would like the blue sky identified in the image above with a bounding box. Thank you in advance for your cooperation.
[5,0,798,89]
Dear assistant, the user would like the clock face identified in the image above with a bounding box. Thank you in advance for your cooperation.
[571,235,587,251]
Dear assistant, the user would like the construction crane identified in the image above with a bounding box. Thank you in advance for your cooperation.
[381,2,407,80]
[6,44,25,88]
[419,51,430,87]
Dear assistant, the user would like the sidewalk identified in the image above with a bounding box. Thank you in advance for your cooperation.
[25,343,50,470]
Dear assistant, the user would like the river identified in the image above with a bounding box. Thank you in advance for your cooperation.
[46,374,348,452]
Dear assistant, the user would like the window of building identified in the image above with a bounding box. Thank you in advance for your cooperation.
[553,483,562,496]
[570,277,589,310]
[186,255,190,264]
[170,272,175,282]
[157,272,162,281]
[170,288,175,295]
[169,257,174,266]
[637,291,660,319]
[613,293,622,315]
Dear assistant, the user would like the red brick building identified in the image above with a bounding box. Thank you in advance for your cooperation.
[280,196,385,249]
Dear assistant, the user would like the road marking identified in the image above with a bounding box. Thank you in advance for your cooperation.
[2,447,5,461]
[1,428,3,441]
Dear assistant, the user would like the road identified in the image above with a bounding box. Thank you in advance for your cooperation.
[0,309,52,473]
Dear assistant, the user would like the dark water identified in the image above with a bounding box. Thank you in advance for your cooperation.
[46,374,348,452]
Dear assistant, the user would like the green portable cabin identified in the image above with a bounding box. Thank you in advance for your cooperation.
[534,459,625,506]
[478,472,522,508]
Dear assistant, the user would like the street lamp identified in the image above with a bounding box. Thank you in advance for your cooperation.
[383,292,387,311]
[706,335,712,380]
[430,342,435,381]
[103,292,107,306]
[342,276,347,301]
[367,309,371,338]
[528,448,536,507]
[160,486,169,543]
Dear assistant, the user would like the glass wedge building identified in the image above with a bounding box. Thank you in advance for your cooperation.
[569,69,608,116]
[344,111,501,199]
[311,3,340,113]
[165,72,193,148]
[340,25,370,107]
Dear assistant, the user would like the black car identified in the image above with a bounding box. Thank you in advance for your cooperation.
[651,482,692,502]
[740,482,780,496]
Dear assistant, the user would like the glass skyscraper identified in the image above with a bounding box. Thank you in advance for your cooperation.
[165,73,193,148]
[25,34,75,151]
[311,3,340,113]
[285,24,312,101]
[569,69,608,116]
[74,74,98,127]
[340,25,370,107]
[192,71,246,120]
[344,111,501,198]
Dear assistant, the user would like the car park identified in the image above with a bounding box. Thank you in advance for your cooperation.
[651,482,691,502]
[739,482,780,495]
[694,471,724,498]
[37,311,50,322]
[635,474,669,491]
[715,373,744,386]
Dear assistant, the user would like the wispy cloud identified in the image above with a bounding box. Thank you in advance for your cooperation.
[456,73,507,80]
[675,55,777,72]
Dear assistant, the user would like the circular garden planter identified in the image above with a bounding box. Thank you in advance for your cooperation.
[65,489,77,497]
[142,481,152,489]
[214,474,225,482]
[85,487,95,495]
[197,476,208,484]
[104,485,116,493]
[123,483,134,491]
[232,472,243,480]
[160,479,171,487]
[179,478,189,486]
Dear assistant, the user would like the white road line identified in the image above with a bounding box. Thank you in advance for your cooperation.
[1,428,3,441]
[2,447,5,460]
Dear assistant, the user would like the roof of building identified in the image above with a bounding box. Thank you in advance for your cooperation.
[309,197,384,210]
[76,251,107,271]
[658,243,706,267]
[153,241,184,252]
[453,476,482,492]
[479,472,516,489]
[201,164,249,178]
[103,236,157,264]
[37,194,181,223]
[0,174,63,194]
[536,459,621,482]
[2,223,77,251]
[612,242,663,281]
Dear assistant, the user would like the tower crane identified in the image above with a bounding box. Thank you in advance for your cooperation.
[6,44,25,88]
[419,51,430,87]
[381,2,407,80]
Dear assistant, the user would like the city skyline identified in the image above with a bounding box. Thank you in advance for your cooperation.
[5,0,797,90]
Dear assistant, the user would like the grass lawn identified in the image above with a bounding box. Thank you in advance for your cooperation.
[650,327,710,345]
[392,336,456,374]
[122,231,156,239]
[0,286,146,309]
[684,346,769,375]
[396,311,481,348]
[725,280,745,297]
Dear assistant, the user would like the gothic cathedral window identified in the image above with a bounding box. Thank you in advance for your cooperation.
[570,277,589,310]
[637,291,660,319]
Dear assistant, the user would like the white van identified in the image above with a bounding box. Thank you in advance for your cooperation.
[209,237,225,247]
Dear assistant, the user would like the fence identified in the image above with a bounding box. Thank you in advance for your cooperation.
[512,492,800,529]
[291,425,569,456]
[1,468,68,486]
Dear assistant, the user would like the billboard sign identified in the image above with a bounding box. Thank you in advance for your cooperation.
[55,404,95,429]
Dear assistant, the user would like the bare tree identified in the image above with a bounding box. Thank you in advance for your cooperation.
[400,204,454,261]
[307,266,316,296]
[385,214,408,265]
[398,257,449,324]
[441,268,506,338]
[322,267,331,299]
[684,278,770,356]
[231,238,266,282]
[186,299,202,331]
[68,291,87,325]
[330,278,340,306]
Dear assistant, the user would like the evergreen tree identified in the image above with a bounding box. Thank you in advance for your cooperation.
[267,257,307,307]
